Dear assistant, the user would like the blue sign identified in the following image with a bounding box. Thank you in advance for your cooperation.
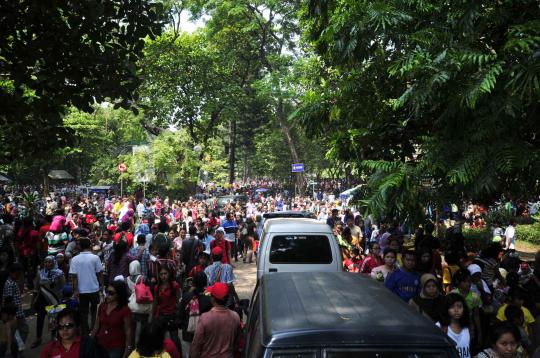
[292,163,304,172]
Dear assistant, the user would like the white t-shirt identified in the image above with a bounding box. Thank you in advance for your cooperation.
[136,203,145,217]
[504,225,516,249]
[69,251,103,293]
[436,323,471,358]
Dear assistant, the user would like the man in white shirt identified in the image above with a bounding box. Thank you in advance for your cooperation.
[346,216,363,247]
[69,237,103,335]
[136,199,145,220]
[504,220,516,251]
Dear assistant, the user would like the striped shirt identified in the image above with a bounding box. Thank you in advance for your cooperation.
[3,278,24,319]
[204,261,235,285]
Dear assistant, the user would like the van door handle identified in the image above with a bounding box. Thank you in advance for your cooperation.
[269,268,278,272]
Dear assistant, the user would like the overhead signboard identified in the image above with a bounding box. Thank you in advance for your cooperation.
[292,163,304,172]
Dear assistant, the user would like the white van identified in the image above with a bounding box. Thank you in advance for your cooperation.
[257,218,343,280]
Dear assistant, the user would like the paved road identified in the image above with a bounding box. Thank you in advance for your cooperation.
[23,260,257,356]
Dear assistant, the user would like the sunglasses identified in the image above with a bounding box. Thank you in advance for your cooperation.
[58,323,75,330]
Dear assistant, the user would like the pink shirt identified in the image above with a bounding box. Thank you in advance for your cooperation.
[189,308,241,358]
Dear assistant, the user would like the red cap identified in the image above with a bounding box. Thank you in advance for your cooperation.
[212,246,223,256]
[206,282,229,300]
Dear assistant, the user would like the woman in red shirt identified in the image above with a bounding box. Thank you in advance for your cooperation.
[91,280,132,358]
[40,309,106,358]
[360,242,383,274]
[153,266,182,354]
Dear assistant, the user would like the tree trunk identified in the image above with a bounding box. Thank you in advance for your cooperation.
[243,155,248,183]
[276,98,304,194]
[228,118,237,184]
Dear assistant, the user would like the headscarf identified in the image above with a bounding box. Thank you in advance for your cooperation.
[419,273,439,299]
[129,260,141,277]
[40,256,64,281]
[135,223,150,237]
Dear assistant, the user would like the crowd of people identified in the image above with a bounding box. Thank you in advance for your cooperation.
[0,185,538,357]
[334,215,539,358]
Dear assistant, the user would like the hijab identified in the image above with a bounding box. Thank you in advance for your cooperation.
[40,256,64,281]
[413,273,445,323]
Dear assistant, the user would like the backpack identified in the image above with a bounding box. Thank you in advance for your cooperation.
[186,296,200,333]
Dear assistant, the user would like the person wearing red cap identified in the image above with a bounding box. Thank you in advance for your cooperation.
[189,282,242,358]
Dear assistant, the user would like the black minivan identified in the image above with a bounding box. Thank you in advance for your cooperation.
[245,272,459,358]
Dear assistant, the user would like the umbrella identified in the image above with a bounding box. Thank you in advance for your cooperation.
[255,188,269,193]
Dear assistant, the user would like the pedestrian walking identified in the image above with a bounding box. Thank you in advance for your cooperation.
[2,263,29,349]
[69,237,103,336]
[40,308,108,358]
[31,255,65,348]
[189,282,242,358]
[153,266,181,353]
[91,280,133,358]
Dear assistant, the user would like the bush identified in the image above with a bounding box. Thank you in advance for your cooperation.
[485,208,534,227]
[462,228,491,253]
[461,224,540,251]
[516,223,540,245]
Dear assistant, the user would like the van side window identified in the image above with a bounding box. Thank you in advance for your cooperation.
[269,235,332,264]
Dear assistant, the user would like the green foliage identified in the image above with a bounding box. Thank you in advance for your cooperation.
[0,0,166,163]
[461,223,540,252]
[516,224,540,245]
[462,228,492,253]
[299,0,540,219]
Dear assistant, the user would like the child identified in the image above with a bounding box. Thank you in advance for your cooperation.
[496,287,535,337]
[436,293,471,358]
[0,305,18,357]
[188,252,209,278]
[443,250,461,293]
[385,250,420,302]
[505,305,532,355]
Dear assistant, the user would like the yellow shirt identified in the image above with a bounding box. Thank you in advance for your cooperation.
[443,264,460,286]
[113,202,122,214]
[128,351,171,358]
[496,304,535,335]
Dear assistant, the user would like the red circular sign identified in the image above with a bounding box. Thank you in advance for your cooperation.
[118,163,127,172]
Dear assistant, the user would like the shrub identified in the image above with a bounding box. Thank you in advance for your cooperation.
[461,224,540,251]
[516,223,540,245]
[485,208,534,227]
[462,228,491,252]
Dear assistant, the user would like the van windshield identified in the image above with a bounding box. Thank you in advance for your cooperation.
[269,235,332,264]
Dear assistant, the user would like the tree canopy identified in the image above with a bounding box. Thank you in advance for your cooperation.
[298,0,540,222]
[0,0,165,163]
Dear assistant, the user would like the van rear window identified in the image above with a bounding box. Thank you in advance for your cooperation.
[269,235,332,264]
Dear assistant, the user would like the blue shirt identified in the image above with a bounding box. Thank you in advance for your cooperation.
[204,261,235,285]
[385,268,420,302]
[203,234,214,253]
[129,246,150,277]
[222,219,238,242]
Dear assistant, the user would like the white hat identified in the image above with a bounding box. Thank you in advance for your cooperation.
[467,264,482,275]
[216,227,225,234]
[113,275,125,282]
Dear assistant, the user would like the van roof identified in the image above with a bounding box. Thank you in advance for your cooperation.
[262,218,332,233]
[262,211,316,219]
[259,272,453,349]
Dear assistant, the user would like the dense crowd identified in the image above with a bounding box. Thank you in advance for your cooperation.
[0,186,538,357]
